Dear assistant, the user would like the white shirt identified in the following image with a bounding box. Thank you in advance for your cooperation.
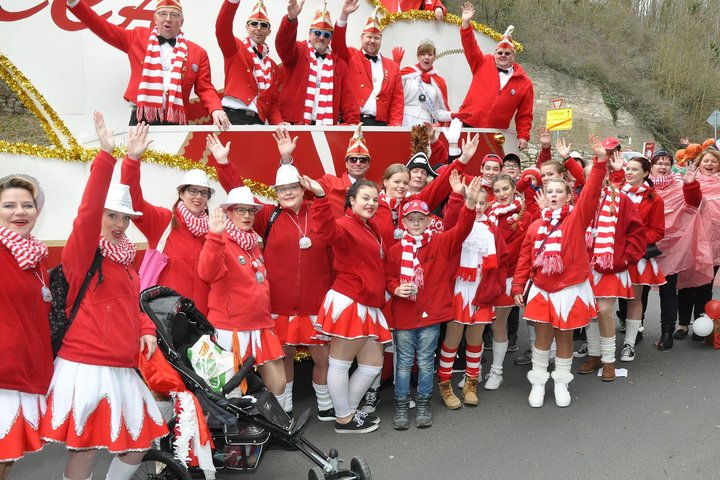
[361,52,383,117]
[499,66,514,90]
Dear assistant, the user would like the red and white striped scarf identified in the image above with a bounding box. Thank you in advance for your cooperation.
[533,205,572,274]
[379,191,402,214]
[243,38,272,93]
[0,226,48,270]
[304,44,334,125]
[400,230,432,300]
[177,201,209,237]
[99,235,137,266]
[649,174,675,191]
[586,187,620,270]
[136,28,188,124]
[225,221,259,252]
[621,181,648,205]
[456,216,497,282]
[487,197,522,226]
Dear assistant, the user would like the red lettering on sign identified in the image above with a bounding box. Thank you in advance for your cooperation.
[117,0,154,28]
[52,0,111,31]
[0,2,48,22]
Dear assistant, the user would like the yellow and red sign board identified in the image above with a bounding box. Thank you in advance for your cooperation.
[546,108,573,131]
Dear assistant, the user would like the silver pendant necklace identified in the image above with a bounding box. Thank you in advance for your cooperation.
[288,209,312,250]
[34,270,52,303]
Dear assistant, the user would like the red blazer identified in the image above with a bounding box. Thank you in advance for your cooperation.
[385,204,475,329]
[590,192,646,274]
[332,24,404,126]
[456,26,534,141]
[198,232,274,332]
[60,152,156,368]
[121,159,211,315]
[69,0,222,116]
[627,187,665,246]
[511,161,607,295]
[215,0,282,124]
[274,15,360,125]
[0,250,52,395]
[215,164,336,316]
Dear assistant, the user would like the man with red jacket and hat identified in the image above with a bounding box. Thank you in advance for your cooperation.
[67,0,229,128]
[334,0,404,126]
[275,0,359,125]
[456,2,534,150]
[216,0,282,125]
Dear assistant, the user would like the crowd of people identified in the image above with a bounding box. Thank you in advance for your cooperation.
[2,0,720,479]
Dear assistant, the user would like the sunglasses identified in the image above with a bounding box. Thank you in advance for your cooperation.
[347,157,370,165]
[248,20,270,29]
[495,51,514,56]
[312,29,332,39]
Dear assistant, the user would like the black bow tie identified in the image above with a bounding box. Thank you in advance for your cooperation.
[252,46,264,59]
[365,54,379,63]
[158,36,176,47]
[315,52,327,59]
[497,67,509,74]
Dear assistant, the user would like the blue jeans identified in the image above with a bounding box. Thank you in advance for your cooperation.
[393,324,441,399]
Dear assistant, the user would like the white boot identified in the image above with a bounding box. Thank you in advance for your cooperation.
[527,369,550,408]
[551,357,574,408]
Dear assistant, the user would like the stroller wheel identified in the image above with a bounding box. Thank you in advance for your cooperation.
[308,466,326,480]
[350,456,372,480]
[134,449,192,480]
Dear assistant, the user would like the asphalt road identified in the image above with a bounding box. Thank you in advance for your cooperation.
[12,290,720,480]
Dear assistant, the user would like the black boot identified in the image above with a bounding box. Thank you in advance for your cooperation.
[415,395,433,428]
[656,325,674,350]
[392,397,410,430]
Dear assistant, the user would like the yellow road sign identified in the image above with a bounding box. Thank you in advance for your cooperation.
[546,108,573,131]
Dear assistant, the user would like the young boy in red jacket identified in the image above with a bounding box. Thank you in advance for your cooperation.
[385,178,481,430]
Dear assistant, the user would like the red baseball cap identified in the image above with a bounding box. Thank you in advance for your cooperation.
[601,137,621,150]
[402,199,430,216]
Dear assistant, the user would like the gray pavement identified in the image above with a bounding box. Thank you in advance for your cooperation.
[12,290,720,479]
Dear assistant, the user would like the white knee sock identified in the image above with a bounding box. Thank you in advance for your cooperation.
[531,346,550,372]
[274,390,287,413]
[600,336,616,363]
[283,381,294,412]
[313,382,333,411]
[551,357,574,384]
[550,339,557,360]
[491,340,508,373]
[624,319,642,347]
[106,456,141,480]
[370,372,381,390]
[527,321,536,346]
[348,364,383,411]
[327,357,353,418]
[586,320,601,356]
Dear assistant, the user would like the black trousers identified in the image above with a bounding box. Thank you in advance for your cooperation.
[129,108,177,126]
[678,265,719,326]
[223,106,263,126]
[359,115,387,127]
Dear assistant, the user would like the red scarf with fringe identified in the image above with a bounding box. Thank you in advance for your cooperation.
[533,205,571,274]
[400,230,432,300]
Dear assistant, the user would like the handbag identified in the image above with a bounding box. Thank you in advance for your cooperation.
[644,244,662,260]
[139,221,173,290]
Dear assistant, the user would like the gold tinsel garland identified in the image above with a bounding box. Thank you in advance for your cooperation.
[369,0,523,53]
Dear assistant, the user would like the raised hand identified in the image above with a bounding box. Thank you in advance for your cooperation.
[206,133,230,164]
[590,134,607,162]
[464,176,482,209]
[458,132,480,164]
[340,0,359,18]
[442,118,463,146]
[449,169,465,195]
[127,122,152,161]
[299,174,326,196]
[556,137,571,159]
[534,189,547,210]
[610,150,625,171]
[287,0,305,20]
[93,111,115,154]
[434,7,444,21]
[272,127,298,163]
[461,1,474,27]
[538,127,551,147]
[392,46,405,65]
[682,162,697,184]
[209,207,227,235]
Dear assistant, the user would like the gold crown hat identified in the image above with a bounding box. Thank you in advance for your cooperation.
[248,0,270,23]
[496,25,515,51]
[362,6,382,35]
[345,124,370,159]
[310,0,334,32]
[156,0,182,12]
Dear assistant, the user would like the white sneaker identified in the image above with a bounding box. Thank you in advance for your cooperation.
[620,343,635,362]
[528,384,545,408]
[457,377,465,389]
[484,370,503,390]
[554,383,571,407]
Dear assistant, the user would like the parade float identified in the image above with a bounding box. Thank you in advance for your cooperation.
[0,0,520,266]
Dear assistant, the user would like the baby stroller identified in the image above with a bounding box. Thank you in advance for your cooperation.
[138,286,372,480]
